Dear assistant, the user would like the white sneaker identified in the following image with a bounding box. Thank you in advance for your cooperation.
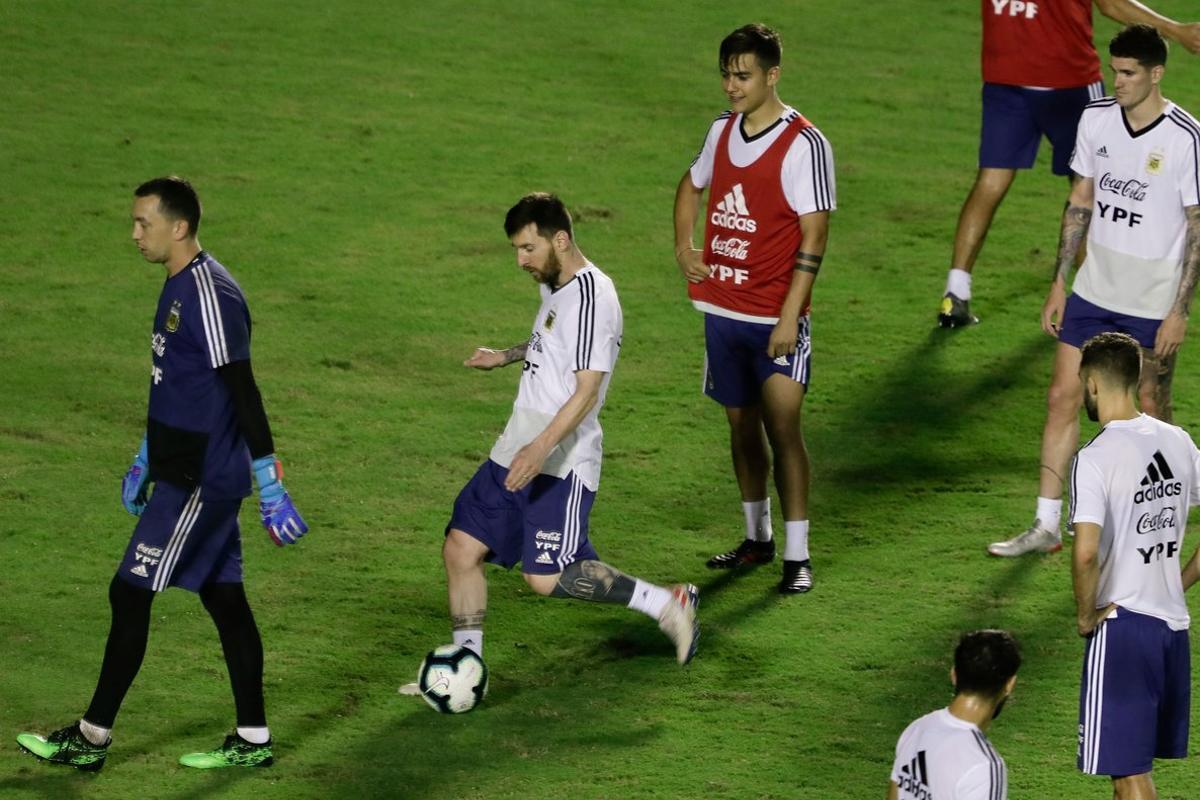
[657,584,699,665]
[987,521,1063,557]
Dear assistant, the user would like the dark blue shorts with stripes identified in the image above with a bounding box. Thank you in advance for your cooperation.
[703,312,811,408]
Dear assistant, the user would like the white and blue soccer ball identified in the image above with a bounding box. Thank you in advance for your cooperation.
[418,645,489,714]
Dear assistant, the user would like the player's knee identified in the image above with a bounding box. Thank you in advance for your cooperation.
[522,572,558,596]
[1046,380,1082,417]
[443,530,484,572]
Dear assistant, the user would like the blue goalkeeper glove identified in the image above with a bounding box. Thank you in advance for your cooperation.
[252,455,308,546]
[121,438,151,516]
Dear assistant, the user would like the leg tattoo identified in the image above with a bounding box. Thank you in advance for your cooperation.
[451,611,486,630]
[550,560,636,605]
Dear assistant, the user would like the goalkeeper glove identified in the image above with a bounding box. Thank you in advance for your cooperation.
[121,438,151,516]
[252,454,308,546]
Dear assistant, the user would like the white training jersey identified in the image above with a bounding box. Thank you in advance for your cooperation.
[689,106,837,215]
[489,263,621,491]
[1069,98,1200,319]
[891,708,1007,800]
[1069,414,1200,630]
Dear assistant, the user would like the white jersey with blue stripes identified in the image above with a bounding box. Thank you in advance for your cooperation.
[891,708,1007,800]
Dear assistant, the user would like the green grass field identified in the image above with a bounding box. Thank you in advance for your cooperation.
[4,1,1200,798]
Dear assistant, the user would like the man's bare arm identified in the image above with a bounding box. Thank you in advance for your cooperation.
[1094,0,1200,54]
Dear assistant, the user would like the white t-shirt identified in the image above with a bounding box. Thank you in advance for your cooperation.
[1069,99,1200,319]
[1069,414,1200,630]
[891,708,1007,800]
[489,264,621,491]
[689,106,837,215]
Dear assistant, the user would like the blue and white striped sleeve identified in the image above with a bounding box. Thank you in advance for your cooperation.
[784,127,836,215]
[572,273,621,374]
[191,263,250,369]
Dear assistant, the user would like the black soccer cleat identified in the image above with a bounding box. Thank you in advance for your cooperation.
[937,293,979,328]
[706,538,775,569]
[779,560,813,594]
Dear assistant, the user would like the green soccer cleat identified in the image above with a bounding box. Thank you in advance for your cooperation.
[16,722,109,771]
[179,733,273,769]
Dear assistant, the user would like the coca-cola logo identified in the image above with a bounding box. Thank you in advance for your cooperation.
[710,235,750,262]
[1137,505,1176,535]
[1099,172,1149,202]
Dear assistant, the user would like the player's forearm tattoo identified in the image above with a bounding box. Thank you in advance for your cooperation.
[1168,207,1200,317]
[550,560,636,605]
[794,252,823,275]
[1148,350,1176,424]
[502,343,528,365]
[451,611,486,630]
[1054,204,1092,284]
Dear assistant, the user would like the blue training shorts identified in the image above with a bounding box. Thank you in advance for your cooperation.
[1059,293,1161,350]
[980,81,1103,176]
[447,459,598,575]
[1078,607,1190,776]
[703,313,811,407]
[119,481,244,592]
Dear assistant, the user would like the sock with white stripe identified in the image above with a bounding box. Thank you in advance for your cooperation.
[84,575,155,728]
[236,726,270,745]
[945,268,972,300]
[783,520,810,562]
[627,579,672,619]
[453,629,484,657]
[1035,497,1062,531]
[743,499,773,542]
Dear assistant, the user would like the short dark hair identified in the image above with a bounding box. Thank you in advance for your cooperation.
[954,630,1021,698]
[135,176,201,237]
[503,192,573,240]
[1110,24,1167,68]
[1081,332,1142,392]
[719,23,782,72]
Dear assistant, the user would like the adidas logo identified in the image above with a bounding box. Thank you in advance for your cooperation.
[896,750,931,799]
[710,183,758,232]
[773,354,790,366]
[130,563,149,578]
[535,551,553,565]
[1133,450,1182,503]
[1097,145,1109,157]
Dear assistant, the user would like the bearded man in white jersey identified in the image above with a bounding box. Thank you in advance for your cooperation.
[888,630,1019,800]
[990,25,1200,557]
[419,194,698,679]
[1070,332,1200,799]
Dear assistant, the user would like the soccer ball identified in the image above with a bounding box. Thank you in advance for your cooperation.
[418,644,489,714]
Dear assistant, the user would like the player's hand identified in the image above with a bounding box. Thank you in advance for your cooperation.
[768,316,800,358]
[1173,22,1200,55]
[121,438,151,516]
[1041,280,1067,338]
[1154,312,1187,359]
[1077,603,1117,638]
[252,454,309,546]
[505,442,550,492]
[464,347,507,370]
[675,248,709,284]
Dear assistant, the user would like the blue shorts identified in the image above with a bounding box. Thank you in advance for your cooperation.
[980,81,1103,176]
[703,313,811,407]
[447,459,598,575]
[1078,608,1190,776]
[1059,293,1161,349]
[119,482,244,592]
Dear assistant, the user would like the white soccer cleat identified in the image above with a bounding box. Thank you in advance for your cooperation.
[987,521,1063,557]
[657,584,699,665]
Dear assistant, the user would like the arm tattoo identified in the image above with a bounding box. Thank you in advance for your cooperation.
[794,252,823,275]
[451,611,486,630]
[502,343,528,365]
[1169,206,1200,317]
[549,560,635,605]
[1054,204,1092,284]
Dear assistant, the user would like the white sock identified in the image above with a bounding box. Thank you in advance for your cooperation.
[453,629,484,657]
[236,726,270,745]
[79,718,110,746]
[1035,497,1062,531]
[783,520,810,562]
[627,579,672,619]
[945,268,972,300]
[743,498,773,542]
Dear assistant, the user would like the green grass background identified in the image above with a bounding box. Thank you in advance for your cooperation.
[3,1,1200,798]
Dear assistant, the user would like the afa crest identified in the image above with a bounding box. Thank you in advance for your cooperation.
[166,300,182,333]
[1146,151,1164,176]
[545,309,556,331]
